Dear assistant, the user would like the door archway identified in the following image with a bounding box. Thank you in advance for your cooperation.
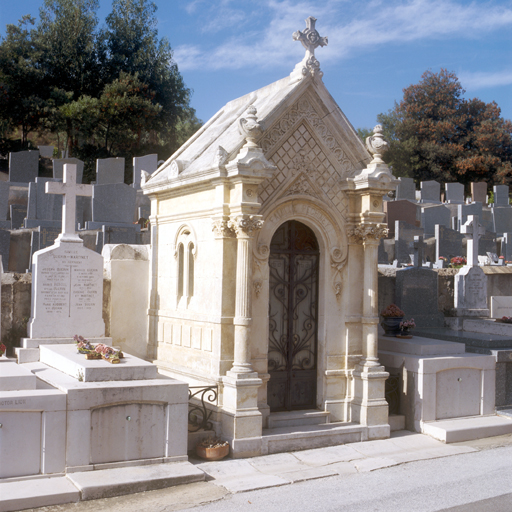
[267,220,320,411]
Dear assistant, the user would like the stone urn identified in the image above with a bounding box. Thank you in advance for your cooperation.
[380,316,404,337]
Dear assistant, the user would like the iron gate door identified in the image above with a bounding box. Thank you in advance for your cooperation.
[267,220,319,412]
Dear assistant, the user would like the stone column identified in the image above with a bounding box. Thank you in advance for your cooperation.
[228,214,263,376]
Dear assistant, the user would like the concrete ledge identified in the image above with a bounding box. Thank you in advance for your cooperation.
[14,348,39,364]
[67,461,205,500]
[421,415,512,443]
[0,476,79,512]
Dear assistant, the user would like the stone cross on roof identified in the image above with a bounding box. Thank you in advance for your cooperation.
[293,16,328,78]
[46,164,93,243]
[461,214,486,267]
[413,235,424,267]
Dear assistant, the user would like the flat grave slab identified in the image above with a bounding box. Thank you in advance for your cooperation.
[378,335,465,356]
[39,344,157,382]
[0,362,36,391]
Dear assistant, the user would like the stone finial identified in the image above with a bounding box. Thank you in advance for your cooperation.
[239,105,262,148]
[366,125,389,165]
[293,16,328,78]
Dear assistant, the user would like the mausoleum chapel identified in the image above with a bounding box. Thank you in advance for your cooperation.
[142,16,398,457]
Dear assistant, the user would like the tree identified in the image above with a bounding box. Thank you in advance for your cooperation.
[378,69,512,187]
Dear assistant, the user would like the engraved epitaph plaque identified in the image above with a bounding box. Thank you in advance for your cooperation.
[29,242,105,338]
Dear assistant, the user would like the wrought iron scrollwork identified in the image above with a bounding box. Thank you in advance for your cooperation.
[188,386,218,432]
[385,373,400,415]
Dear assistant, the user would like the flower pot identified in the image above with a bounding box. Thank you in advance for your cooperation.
[380,316,403,337]
[196,443,230,461]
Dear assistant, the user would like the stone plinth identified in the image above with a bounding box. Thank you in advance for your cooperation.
[39,345,157,382]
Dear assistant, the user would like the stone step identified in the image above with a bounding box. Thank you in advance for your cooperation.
[0,475,80,512]
[421,414,512,443]
[267,410,330,429]
[66,461,205,501]
[261,422,366,455]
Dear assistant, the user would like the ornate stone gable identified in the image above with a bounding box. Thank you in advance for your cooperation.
[258,121,348,218]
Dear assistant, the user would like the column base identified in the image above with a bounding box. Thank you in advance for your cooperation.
[352,367,389,427]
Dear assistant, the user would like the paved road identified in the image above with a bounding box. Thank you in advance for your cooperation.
[24,441,512,512]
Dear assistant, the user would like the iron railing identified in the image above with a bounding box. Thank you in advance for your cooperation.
[188,385,218,432]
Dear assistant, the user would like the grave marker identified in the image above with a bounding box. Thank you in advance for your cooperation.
[9,150,39,183]
[493,185,509,206]
[471,182,487,204]
[96,157,125,185]
[396,177,416,201]
[420,180,441,203]
[421,204,450,236]
[10,204,27,229]
[435,224,464,261]
[460,215,486,267]
[445,183,464,204]
[53,158,84,182]
[133,154,158,189]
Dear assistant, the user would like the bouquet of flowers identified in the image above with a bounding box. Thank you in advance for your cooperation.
[0,342,6,356]
[74,334,101,358]
[450,256,466,268]
[400,318,416,333]
[94,343,123,364]
[380,304,405,318]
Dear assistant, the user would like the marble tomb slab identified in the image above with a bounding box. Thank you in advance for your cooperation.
[0,362,36,391]
[39,344,157,382]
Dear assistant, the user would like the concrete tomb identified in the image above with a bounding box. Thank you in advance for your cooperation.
[142,17,398,458]
[9,150,39,183]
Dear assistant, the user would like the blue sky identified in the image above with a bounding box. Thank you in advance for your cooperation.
[1,0,511,130]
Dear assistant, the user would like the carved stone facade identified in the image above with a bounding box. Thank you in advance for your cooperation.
[143,32,397,458]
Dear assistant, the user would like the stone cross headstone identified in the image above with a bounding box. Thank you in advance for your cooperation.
[493,185,509,206]
[471,182,487,204]
[46,164,93,242]
[292,16,328,78]
[445,183,464,204]
[457,203,483,231]
[460,215,486,267]
[28,164,104,339]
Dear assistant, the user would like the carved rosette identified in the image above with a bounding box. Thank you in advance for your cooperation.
[230,215,264,238]
[347,224,389,244]
[212,218,236,238]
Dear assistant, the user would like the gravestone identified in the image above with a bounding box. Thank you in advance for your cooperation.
[86,183,138,229]
[53,158,84,182]
[396,177,416,201]
[95,225,138,254]
[454,215,489,316]
[481,209,494,232]
[457,203,483,231]
[435,224,465,261]
[0,229,10,270]
[10,204,27,229]
[395,266,444,328]
[38,146,54,158]
[502,233,512,261]
[133,154,158,189]
[421,204,450,236]
[385,200,419,236]
[445,183,464,204]
[28,164,104,338]
[490,297,512,318]
[96,157,125,185]
[394,220,424,264]
[9,150,39,183]
[491,207,512,236]
[420,180,441,203]
[471,182,487,204]
[28,226,61,271]
[25,178,62,228]
[493,185,509,206]
[0,181,10,222]
[480,231,497,256]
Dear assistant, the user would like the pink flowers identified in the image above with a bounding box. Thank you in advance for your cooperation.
[0,342,6,355]
[450,256,466,267]
[400,319,416,331]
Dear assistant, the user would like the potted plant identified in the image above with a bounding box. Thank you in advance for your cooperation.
[380,304,405,337]
[397,318,416,338]
[196,437,230,461]
[0,342,6,357]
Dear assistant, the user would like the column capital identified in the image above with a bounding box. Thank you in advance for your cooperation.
[347,223,388,245]
[212,216,236,238]
[230,215,263,238]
